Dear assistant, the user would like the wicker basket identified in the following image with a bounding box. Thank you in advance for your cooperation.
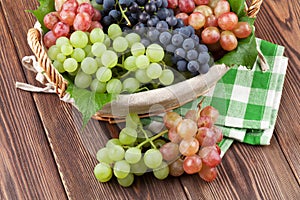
[26,0,263,122]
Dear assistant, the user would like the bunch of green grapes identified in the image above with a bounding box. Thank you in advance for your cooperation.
[48,23,175,95]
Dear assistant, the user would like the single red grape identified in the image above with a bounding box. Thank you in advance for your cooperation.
[188,12,205,30]
[199,164,217,182]
[233,21,252,38]
[204,15,218,28]
[179,0,195,13]
[214,0,230,17]
[201,26,221,44]
[179,138,199,156]
[73,12,92,31]
[220,30,238,51]
[43,12,59,30]
[52,22,70,38]
[183,155,202,174]
[61,0,78,12]
[59,10,76,26]
[218,12,239,31]
[43,31,57,48]
[77,2,95,17]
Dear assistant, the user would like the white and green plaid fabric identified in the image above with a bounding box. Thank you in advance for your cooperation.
[172,39,288,155]
[143,39,288,155]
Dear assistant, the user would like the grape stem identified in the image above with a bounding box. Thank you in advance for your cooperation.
[116,0,131,26]
[137,129,168,149]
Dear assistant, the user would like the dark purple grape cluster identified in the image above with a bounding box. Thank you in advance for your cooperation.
[95,0,185,32]
[95,0,212,76]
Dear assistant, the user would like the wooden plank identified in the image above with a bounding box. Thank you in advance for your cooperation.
[0,4,67,200]
[254,0,300,183]
[1,1,188,199]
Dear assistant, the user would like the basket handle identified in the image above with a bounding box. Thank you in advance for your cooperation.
[247,0,263,18]
[27,28,67,97]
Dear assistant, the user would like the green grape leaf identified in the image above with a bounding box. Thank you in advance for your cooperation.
[216,0,258,68]
[65,77,116,127]
[27,0,55,33]
[228,0,247,17]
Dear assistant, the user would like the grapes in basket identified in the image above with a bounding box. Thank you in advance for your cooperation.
[41,0,254,96]
[29,0,257,186]
[94,104,223,187]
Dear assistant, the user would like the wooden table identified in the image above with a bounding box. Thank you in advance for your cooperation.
[1,0,299,199]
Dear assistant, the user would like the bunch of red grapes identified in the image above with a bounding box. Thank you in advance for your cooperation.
[163,105,223,181]
[43,0,102,48]
[170,0,252,51]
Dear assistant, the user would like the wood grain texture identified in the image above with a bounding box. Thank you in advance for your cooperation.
[0,3,67,200]
[254,0,300,184]
[0,0,299,199]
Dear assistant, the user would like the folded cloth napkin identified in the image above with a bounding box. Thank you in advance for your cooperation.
[144,39,288,156]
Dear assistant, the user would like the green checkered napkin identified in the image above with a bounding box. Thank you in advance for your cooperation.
[143,39,288,155]
[173,39,288,154]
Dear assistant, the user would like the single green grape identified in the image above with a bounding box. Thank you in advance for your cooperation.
[81,57,98,75]
[90,28,105,44]
[103,34,111,48]
[113,160,131,179]
[84,45,93,57]
[124,56,137,71]
[106,138,122,148]
[125,113,140,129]
[135,55,150,69]
[71,48,86,62]
[106,78,122,94]
[108,24,122,40]
[63,58,78,72]
[47,45,60,60]
[117,173,134,187]
[113,37,129,53]
[108,145,125,161]
[92,42,107,57]
[125,147,142,164]
[153,161,169,180]
[74,71,92,89]
[131,42,145,57]
[56,53,66,63]
[144,149,163,169]
[56,36,70,48]
[122,78,140,93]
[130,158,148,176]
[96,147,113,164]
[125,33,141,47]
[94,162,113,183]
[146,44,165,62]
[90,79,107,93]
[96,67,112,82]
[159,69,174,85]
[146,63,163,79]
[61,43,74,56]
[101,50,118,68]
[70,30,89,48]
[119,127,138,145]
[135,69,152,84]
